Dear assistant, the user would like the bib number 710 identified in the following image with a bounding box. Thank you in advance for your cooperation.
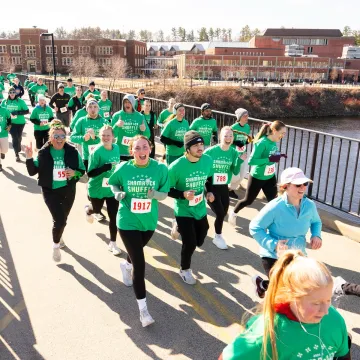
[131,198,152,213]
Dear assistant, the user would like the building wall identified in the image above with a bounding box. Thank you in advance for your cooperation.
[126,40,146,74]
[207,47,283,56]
[0,39,22,72]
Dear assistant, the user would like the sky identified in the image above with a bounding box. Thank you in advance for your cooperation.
[1,0,359,37]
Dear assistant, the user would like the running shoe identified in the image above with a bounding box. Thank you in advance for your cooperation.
[228,210,237,227]
[59,238,66,249]
[53,247,61,263]
[170,219,180,240]
[229,190,238,199]
[1,153,5,159]
[108,242,121,256]
[333,276,346,296]
[140,307,155,327]
[179,269,196,285]
[15,154,21,162]
[120,261,133,287]
[252,275,266,299]
[84,205,94,224]
[212,234,228,250]
[94,212,105,222]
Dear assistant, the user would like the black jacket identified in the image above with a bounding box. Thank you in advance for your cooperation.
[13,84,24,98]
[49,93,71,110]
[26,142,85,189]
[68,96,82,116]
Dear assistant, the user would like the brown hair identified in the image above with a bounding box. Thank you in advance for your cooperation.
[129,135,153,152]
[254,120,286,143]
[99,124,114,138]
[49,119,66,138]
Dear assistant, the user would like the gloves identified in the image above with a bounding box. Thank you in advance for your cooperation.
[269,153,287,163]
[147,189,167,201]
[114,191,126,201]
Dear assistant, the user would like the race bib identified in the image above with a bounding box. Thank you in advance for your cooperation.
[264,164,276,176]
[102,178,110,187]
[104,112,110,118]
[189,193,204,207]
[213,173,228,185]
[53,168,66,181]
[60,107,67,113]
[131,198,152,213]
[121,136,132,146]
[40,119,48,125]
[88,144,97,154]
[236,145,245,152]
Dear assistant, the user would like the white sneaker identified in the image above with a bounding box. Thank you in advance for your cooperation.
[84,205,94,224]
[228,210,237,227]
[140,307,155,327]
[212,234,228,250]
[120,261,133,287]
[108,242,121,256]
[53,247,61,262]
[333,276,346,296]
[93,213,105,222]
[171,219,180,240]
[179,269,196,285]
[59,238,66,249]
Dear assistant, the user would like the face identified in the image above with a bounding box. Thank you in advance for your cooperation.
[67,81,72,87]
[138,91,145,99]
[188,142,204,158]
[76,88,82,96]
[291,284,332,324]
[14,78,19,85]
[240,114,249,124]
[87,103,99,117]
[203,109,212,119]
[221,129,234,146]
[101,91,107,100]
[9,90,16,99]
[50,129,66,150]
[58,87,64,94]
[286,182,309,201]
[272,126,286,142]
[168,99,176,109]
[89,85,95,91]
[176,107,185,117]
[131,138,151,165]
[124,99,133,112]
[101,129,114,146]
[39,99,46,107]
[38,79,43,85]
[144,102,151,112]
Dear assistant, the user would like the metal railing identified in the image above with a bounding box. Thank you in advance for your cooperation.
[10,73,360,218]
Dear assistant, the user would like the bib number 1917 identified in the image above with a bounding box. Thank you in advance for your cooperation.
[131,198,152,213]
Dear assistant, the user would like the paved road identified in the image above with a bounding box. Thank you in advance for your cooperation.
[0,89,359,360]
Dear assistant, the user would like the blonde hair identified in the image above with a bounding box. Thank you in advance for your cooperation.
[254,120,286,143]
[49,119,66,138]
[85,93,95,102]
[261,250,333,360]
[219,126,233,143]
[99,124,114,138]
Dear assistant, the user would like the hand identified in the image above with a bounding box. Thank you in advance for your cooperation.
[6,125,11,132]
[275,239,288,257]
[10,114,17,119]
[310,236,322,250]
[269,154,282,163]
[65,168,75,179]
[55,107,59,112]
[206,192,215,203]
[240,153,247,161]
[183,190,195,201]
[114,192,126,201]
[139,119,146,132]
[116,119,124,127]
[87,128,95,140]
[24,141,33,159]
[153,124,158,130]
[83,133,91,141]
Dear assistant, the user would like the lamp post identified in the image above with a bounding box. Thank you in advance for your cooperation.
[40,33,56,85]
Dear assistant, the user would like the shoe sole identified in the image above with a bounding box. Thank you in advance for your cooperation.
[142,318,155,328]
[108,248,121,256]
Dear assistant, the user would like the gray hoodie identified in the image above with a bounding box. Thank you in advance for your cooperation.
[122,94,135,112]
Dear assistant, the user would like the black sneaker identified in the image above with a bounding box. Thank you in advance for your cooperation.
[0,164,2,172]
[229,190,238,199]
[252,275,266,299]
[0,153,4,159]
[16,154,21,162]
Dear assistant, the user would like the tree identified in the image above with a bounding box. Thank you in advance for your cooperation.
[330,68,339,84]
[171,28,178,41]
[239,25,252,42]
[186,56,201,87]
[227,29,232,42]
[155,30,164,41]
[186,30,195,42]
[139,30,152,42]
[343,26,352,36]
[104,57,129,90]
[69,56,99,85]
[214,28,221,40]
[252,28,261,37]
[198,27,209,41]
[178,27,186,42]
[221,28,227,41]
[128,30,136,40]
[54,27,68,39]
[208,28,214,41]
[154,65,174,90]
[353,30,360,45]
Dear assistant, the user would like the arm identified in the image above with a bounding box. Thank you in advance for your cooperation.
[160,134,183,147]
[248,142,270,166]
[233,139,246,148]
[212,130,218,144]
[168,188,185,199]
[70,120,85,144]
[310,204,322,239]
[205,177,214,193]
[148,164,169,201]
[49,94,56,109]
[67,97,75,110]
[29,109,41,125]
[26,158,39,176]
[87,163,112,178]
[231,154,243,176]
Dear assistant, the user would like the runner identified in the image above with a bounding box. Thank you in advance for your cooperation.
[24,75,34,90]
[189,103,218,149]
[70,99,107,171]
[160,103,189,165]
[157,98,176,129]
[64,78,76,98]
[25,120,85,262]
[67,86,83,117]
[229,108,252,199]
[49,83,71,127]
[98,90,113,123]
[0,81,4,104]
[7,72,16,86]
[0,106,11,171]
[27,76,37,107]
[219,250,351,360]
[28,77,48,103]
[29,95,54,150]
[82,81,100,105]
[85,125,121,255]
[111,94,150,162]
[108,135,169,327]
[134,88,145,112]
[168,130,214,285]
[12,78,24,98]
[1,87,29,162]
[0,72,5,85]
[228,121,287,226]
[141,99,157,159]
[204,126,247,249]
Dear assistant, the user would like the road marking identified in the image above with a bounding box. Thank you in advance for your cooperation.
[0,299,26,332]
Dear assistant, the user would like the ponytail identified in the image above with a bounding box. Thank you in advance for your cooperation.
[254,120,286,143]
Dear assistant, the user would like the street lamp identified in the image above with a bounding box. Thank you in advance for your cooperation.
[40,33,57,84]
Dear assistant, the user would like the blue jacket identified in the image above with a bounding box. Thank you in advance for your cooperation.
[249,194,322,259]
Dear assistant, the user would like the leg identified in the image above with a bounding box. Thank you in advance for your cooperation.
[105,197,119,242]
[42,129,49,147]
[88,197,105,215]
[342,282,360,297]
[208,189,226,234]
[0,137,9,159]
[9,124,21,155]
[16,124,25,154]
[238,156,249,184]
[83,160,88,172]
[34,130,43,150]
[261,257,278,290]
[261,175,278,202]
[194,216,209,248]
[228,172,241,191]
[233,175,264,213]
[176,217,198,270]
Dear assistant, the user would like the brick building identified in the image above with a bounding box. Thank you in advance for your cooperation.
[0,27,146,75]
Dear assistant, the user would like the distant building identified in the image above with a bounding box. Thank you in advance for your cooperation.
[342,46,360,59]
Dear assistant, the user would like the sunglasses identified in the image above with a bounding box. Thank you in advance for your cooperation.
[140,92,145,95]
[9,91,16,94]
[294,182,309,187]
[53,134,66,140]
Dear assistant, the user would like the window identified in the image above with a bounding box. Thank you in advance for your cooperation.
[79,46,90,54]
[0,57,5,64]
[61,46,74,54]
[124,47,126,56]
[25,45,36,57]
[62,57,73,66]
[45,45,57,54]
[96,58,112,66]
[308,47,313,53]
[310,39,327,45]
[283,38,297,45]
[298,38,311,45]
[46,57,58,65]
[96,46,113,55]
[11,45,21,54]
[0,45,7,53]
[11,57,21,65]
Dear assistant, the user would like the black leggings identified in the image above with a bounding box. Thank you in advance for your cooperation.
[119,229,154,299]
[208,184,230,234]
[34,130,49,150]
[42,184,76,243]
[9,123,25,155]
[88,197,119,241]
[176,216,209,270]
[234,175,277,213]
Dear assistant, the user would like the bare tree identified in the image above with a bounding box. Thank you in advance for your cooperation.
[222,65,233,81]
[281,68,292,83]
[69,56,99,85]
[154,65,174,90]
[330,68,339,84]
[186,57,200,88]
[0,53,14,73]
[104,57,129,90]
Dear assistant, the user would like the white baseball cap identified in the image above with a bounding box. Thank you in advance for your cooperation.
[38,95,46,101]
[280,167,313,185]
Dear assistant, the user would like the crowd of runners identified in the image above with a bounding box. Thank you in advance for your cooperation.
[0,73,358,359]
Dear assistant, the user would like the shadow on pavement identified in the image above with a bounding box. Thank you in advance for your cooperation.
[1,166,41,194]
[0,215,44,360]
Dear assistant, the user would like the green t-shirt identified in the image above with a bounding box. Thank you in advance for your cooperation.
[161,119,189,157]
[1,98,28,125]
[204,145,242,185]
[189,117,218,146]
[249,136,278,180]
[27,81,36,90]
[157,109,172,128]
[0,83,5,100]
[143,112,157,127]
[70,107,104,130]
[0,107,11,138]
[111,110,151,156]
[64,86,76,97]
[87,144,120,199]
[82,89,100,104]
[24,79,30,88]
[98,99,112,122]
[168,154,213,219]
[221,306,349,360]
[29,84,48,102]
[7,73,16,85]
[30,105,54,131]
[70,116,108,160]
[33,147,85,190]
[231,122,251,154]
[108,159,169,231]
[134,98,145,111]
